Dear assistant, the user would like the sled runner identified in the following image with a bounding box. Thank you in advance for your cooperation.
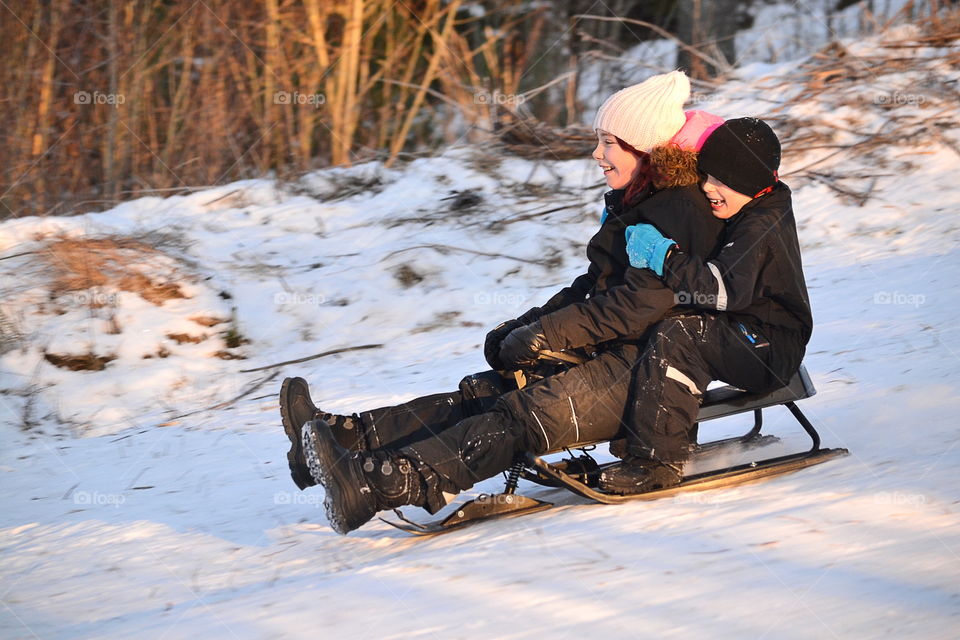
[382,364,849,535]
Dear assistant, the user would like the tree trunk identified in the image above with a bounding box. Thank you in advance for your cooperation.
[675,0,740,79]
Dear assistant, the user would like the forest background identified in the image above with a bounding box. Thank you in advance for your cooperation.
[1,0,934,219]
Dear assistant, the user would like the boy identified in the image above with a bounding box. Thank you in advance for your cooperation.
[600,117,813,494]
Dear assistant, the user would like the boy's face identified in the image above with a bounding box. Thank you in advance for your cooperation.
[592,129,640,190]
[702,174,752,219]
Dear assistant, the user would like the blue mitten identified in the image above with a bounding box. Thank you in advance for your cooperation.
[624,223,676,276]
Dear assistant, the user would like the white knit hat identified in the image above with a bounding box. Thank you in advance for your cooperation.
[593,71,690,152]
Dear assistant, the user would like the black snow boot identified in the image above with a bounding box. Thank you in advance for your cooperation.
[279,377,318,489]
[279,377,366,490]
[598,455,683,495]
[301,419,430,535]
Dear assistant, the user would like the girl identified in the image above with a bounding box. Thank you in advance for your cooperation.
[283,71,728,533]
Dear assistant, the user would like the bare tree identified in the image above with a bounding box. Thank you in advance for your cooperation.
[675,0,741,79]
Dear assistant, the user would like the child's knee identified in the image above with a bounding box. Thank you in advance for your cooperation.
[647,315,704,358]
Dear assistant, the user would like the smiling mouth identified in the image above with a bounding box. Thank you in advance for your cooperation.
[600,164,613,174]
[707,196,725,208]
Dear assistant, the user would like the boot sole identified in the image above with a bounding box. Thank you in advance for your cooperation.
[302,420,375,535]
[279,377,316,490]
[598,469,681,495]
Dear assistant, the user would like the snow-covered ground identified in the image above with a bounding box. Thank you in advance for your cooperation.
[3,19,960,640]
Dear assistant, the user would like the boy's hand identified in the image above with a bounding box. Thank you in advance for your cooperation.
[625,223,676,277]
[484,319,523,370]
[499,320,550,370]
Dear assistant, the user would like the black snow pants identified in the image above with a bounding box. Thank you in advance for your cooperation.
[355,370,509,451]
[626,313,803,463]
[355,345,640,497]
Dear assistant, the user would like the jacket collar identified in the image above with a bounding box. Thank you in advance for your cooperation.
[727,181,792,220]
[603,189,625,218]
[604,185,659,220]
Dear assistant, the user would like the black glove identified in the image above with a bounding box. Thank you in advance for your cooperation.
[483,319,523,370]
[499,320,550,370]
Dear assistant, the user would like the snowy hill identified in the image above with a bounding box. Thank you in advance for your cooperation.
[2,21,960,640]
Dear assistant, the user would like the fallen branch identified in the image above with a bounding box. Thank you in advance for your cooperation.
[925,122,960,159]
[201,189,242,208]
[807,172,876,206]
[500,202,585,224]
[494,111,595,160]
[381,243,555,267]
[0,251,36,261]
[782,119,892,177]
[238,343,383,373]
[160,370,281,423]
[463,202,586,228]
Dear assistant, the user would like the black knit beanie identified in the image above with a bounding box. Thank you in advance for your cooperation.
[698,117,781,197]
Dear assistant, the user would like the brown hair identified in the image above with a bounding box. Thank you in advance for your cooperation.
[615,136,653,206]
[649,144,700,189]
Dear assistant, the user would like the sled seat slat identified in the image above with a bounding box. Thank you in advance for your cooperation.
[697,364,815,422]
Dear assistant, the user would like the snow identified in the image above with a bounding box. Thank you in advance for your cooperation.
[3,13,960,640]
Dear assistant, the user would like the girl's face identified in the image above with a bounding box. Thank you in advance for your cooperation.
[702,174,753,219]
[592,130,640,190]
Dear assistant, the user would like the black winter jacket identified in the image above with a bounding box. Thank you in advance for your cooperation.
[662,182,812,361]
[520,184,724,351]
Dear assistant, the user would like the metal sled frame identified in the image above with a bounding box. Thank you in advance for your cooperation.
[382,365,849,535]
